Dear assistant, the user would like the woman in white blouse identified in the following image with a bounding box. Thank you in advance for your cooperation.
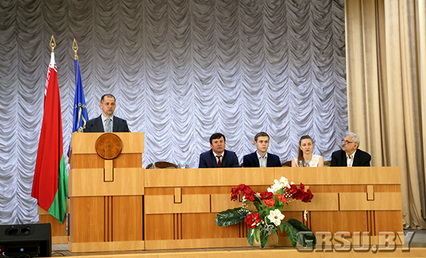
[291,135,324,167]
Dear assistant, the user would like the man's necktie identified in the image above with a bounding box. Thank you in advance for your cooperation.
[216,155,222,168]
[347,155,352,167]
[105,118,112,133]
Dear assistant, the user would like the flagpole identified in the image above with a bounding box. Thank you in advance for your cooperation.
[32,35,68,224]
[50,35,56,52]
[70,38,89,135]
[72,38,78,60]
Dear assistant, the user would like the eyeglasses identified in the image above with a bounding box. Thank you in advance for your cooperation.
[341,140,353,144]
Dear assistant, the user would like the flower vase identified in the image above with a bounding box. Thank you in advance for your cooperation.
[253,232,279,248]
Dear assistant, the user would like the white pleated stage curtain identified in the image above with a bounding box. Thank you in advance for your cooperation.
[0,0,346,224]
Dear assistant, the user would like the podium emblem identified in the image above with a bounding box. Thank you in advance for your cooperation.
[95,133,123,159]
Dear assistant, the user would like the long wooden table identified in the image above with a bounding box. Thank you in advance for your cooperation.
[65,133,402,252]
[144,167,402,250]
[68,166,402,252]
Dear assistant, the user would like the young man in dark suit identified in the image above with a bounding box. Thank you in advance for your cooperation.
[242,132,281,167]
[198,133,239,168]
[330,132,371,167]
[83,94,130,133]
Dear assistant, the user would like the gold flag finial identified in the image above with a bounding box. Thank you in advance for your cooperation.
[72,38,79,60]
[50,35,56,52]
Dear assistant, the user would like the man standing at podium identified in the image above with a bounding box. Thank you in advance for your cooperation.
[83,94,130,133]
[330,132,371,167]
[198,133,239,168]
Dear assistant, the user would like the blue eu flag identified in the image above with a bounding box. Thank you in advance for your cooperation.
[72,59,89,133]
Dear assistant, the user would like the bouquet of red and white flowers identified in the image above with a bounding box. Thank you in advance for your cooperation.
[216,177,315,248]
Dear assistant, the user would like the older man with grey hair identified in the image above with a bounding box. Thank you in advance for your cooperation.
[330,132,371,167]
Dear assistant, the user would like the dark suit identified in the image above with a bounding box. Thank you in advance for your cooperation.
[83,115,130,133]
[330,149,371,167]
[242,152,281,167]
[198,149,239,168]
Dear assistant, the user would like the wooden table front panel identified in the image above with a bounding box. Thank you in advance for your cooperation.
[143,167,403,250]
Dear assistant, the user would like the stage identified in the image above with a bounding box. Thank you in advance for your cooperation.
[50,229,426,258]
[51,247,426,258]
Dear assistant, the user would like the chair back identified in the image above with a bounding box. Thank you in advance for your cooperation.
[281,161,292,167]
[146,161,178,169]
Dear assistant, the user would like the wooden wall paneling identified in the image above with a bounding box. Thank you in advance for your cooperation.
[114,153,143,167]
[286,193,339,211]
[145,194,210,214]
[181,213,236,239]
[70,154,104,169]
[274,167,401,185]
[105,196,113,242]
[70,168,145,197]
[173,213,182,239]
[71,133,144,155]
[309,211,369,233]
[69,197,105,243]
[112,196,143,241]
[211,194,242,212]
[374,211,404,232]
[340,192,402,210]
[38,208,68,244]
[144,168,276,187]
[144,214,176,240]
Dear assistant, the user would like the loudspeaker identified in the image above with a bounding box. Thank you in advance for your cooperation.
[0,223,51,257]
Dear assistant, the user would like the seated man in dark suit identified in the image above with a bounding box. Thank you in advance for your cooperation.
[242,132,281,167]
[83,94,130,133]
[330,132,371,167]
[198,133,239,168]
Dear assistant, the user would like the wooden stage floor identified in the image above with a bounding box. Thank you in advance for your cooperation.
[50,229,426,258]
[50,246,426,258]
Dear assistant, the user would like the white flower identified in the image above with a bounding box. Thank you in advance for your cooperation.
[279,177,290,188]
[268,177,291,193]
[267,179,284,193]
[267,209,285,226]
[255,192,261,198]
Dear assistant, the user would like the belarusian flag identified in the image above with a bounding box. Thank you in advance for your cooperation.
[31,50,68,224]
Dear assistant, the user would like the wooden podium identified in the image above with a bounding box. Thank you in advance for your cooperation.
[68,132,144,252]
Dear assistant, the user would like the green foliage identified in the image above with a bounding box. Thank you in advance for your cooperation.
[283,219,316,248]
[259,229,269,248]
[287,219,316,248]
[247,227,269,248]
[247,227,255,246]
[216,207,249,227]
[252,197,262,212]
[282,221,299,247]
